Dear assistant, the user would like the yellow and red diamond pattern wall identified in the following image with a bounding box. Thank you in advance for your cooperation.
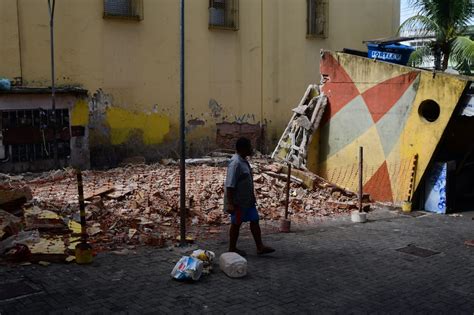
[307,51,469,203]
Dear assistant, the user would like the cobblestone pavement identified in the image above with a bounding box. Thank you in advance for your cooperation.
[1,208,473,314]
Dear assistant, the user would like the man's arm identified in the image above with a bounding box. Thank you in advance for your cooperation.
[226,187,237,214]
[225,161,239,214]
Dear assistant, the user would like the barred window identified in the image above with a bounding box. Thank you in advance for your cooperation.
[307,0,328,38]
[209,0,239,31]
[104,0,143,20]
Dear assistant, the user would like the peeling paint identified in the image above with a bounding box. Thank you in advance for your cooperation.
[216,122,263,150]
[209,99,223,118]
[106,107,170,145]
[188,118,205,126]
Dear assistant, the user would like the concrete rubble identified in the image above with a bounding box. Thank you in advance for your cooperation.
[0,155,364,264]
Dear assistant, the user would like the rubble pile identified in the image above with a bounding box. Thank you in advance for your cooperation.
[0,157,360,262]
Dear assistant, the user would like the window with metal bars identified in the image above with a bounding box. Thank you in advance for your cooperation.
[1,109,71,162]
[103,0,143,20]
[307,0,328,38]
[209,0,239,31]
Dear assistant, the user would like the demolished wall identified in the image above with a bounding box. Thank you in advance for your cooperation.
[308,51,470,203]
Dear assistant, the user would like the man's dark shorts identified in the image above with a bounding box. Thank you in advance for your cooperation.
[231,206,259,225]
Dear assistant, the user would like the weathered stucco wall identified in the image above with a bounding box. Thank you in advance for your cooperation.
[0,0,400,166]
[309,51,469,203]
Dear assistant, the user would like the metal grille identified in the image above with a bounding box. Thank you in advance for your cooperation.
[0,109,70,162]
[104,0,143,20]
[209,0,239,30]
[307,0,328,38]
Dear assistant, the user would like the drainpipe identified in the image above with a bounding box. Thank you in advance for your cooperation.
[179,0,187,247]
[48,0,59,168]
[16,0,23,84]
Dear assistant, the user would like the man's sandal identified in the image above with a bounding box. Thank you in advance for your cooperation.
[230,248,247,257]
[257,246,275,255]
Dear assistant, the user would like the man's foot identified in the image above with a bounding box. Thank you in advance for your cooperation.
[257,246,275,255]
[229,248,247,257]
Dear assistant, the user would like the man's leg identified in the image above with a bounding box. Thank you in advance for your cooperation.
[250,221,263,250]
[250,221,275,255]
[229,223,241,252]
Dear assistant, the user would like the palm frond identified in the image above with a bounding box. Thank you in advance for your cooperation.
[452,36,474,64]
[406,0,474,40]
[398,15,438,37]
[407,45,432,67]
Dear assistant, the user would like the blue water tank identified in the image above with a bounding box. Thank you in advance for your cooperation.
[367,43,415,65]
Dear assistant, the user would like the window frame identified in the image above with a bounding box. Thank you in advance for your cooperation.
[209,0,239,31]
[306,0,328,39]
[103,0,144,21]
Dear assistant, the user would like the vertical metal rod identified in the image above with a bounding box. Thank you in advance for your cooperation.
[359,146,363,213]
[260,0,264,152]
[48,0,59,168]
[179,0,186,247]
[76,169,87,240]
[285,163,291,219]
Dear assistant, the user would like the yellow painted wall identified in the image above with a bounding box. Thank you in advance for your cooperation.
[0,0,400,158]
[0,0,22,79]
[396,72,468,191]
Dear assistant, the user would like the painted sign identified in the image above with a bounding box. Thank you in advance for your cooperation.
[461,95,474,117]
[424,162,447,214]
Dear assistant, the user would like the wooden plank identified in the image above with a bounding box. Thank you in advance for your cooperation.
[84,186,115,201]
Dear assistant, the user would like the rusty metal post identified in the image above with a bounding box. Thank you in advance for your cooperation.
[76,170,87,239]
[75,169,92,264]
[284,163,292,219]
[359,146,363,213]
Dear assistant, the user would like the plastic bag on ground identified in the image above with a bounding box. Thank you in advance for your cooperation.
[191,249,215,262]
[219,252,247,278]
[191,249,215,274]
[171,256,204,281]
[0,210,22,238]
[0,230,40,254]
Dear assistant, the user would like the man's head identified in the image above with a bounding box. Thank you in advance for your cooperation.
[235,137,253,157]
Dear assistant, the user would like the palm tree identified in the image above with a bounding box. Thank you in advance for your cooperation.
[399,0,474,71]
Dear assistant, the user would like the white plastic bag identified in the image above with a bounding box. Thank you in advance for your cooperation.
[191,249,215,262]
[191,249,216,274]
[0,230,40,254]
[170,256,204,281]
[219,252,247,278]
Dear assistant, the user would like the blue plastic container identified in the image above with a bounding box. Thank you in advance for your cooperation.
[0,78,11,91]
[367,43,415,65]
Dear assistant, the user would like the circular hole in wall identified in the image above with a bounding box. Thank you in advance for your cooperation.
[418,100,440,122]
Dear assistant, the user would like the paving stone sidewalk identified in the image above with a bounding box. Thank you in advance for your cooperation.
[1,209,473,314]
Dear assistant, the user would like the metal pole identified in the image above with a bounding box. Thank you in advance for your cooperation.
[179,0,186,247]
[359,146,363,213]
[48,0,59,168]
[284,163,291,219]
[260,0,264,153]
[76,169,92,264]
[76,170,87,240]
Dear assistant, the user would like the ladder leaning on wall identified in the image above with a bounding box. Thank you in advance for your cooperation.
[271,84,327,169]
